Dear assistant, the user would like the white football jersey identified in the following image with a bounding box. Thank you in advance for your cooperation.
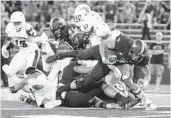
[78,11,103,32]
[27,70,57,107]
[110,30,122,41]
[5,22,38,53]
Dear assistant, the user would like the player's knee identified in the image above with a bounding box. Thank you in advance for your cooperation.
[2,64,14,77]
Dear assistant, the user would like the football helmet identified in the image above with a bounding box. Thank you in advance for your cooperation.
[74,4,91,22]
[94,22,111,40]
[128,39,146,62]
[50,17,66,38]
[10,11,26,32]
[71,32,90,49]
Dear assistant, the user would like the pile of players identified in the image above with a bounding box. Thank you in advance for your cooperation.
[2,4,157,110]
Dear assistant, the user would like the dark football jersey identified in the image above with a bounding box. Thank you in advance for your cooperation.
[61,24,79,49]
[110,34,150,66]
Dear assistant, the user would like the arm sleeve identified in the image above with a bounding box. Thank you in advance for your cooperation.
[137,55,151,66]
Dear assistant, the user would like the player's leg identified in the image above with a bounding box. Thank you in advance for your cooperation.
[2,52,26,88]
[46,45,101,63]
[59,61,79,84]
[25,50,40,73]
[155,64,164,91]
[62,87,102,107]
[77,61,110,88]
[120,64,157,110]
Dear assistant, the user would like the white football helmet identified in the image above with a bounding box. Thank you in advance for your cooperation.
[10,11,26,31]
[94,22,111,40]
[74,4,91,22]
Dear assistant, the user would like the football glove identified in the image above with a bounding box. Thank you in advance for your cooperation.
[2,46,9,58]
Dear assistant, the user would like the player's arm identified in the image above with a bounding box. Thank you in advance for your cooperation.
[148,49,164,55]
[99,40,116,62]
[10,75,33,93]
[2,27,14,58]
[137,65,151,89]
[25,23,38,36]
[137,55,151,88]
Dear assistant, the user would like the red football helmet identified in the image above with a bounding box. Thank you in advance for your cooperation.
[71,32,90,49]
[128,39,147,62]
[50,17,66,38]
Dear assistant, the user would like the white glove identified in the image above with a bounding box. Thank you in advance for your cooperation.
[2,46,9,58]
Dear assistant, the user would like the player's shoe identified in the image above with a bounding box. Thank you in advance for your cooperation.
[145,103,157,110]
[155,87,160,91]
[124,98,141,109]
[44,100,62,108]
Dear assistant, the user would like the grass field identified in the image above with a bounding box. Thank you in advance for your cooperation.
[1,85,170,118]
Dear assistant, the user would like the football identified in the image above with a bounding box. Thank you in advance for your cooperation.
[105,49,117,62]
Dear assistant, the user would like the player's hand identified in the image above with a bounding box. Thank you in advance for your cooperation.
[137,79,148,90]
[102,55,117,65]
[2,46,9,58]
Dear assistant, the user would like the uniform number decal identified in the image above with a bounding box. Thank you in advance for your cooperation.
[115,82,124,92]
[15,38,28,47]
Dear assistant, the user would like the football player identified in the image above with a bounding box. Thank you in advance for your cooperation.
[46,17,91,82]
[2,11,41,92]
[8,67,61,108]
[55,59,139,109]
[46,30,157,110]
[73,4,110,46]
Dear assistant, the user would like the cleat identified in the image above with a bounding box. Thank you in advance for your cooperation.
[145,103,157,110]
[44,100,62,108]
[155,87,160,91]
[125,98,141,109]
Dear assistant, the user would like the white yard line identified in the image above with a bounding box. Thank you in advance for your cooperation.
[1,105,170,111]
[13,114,171,118]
